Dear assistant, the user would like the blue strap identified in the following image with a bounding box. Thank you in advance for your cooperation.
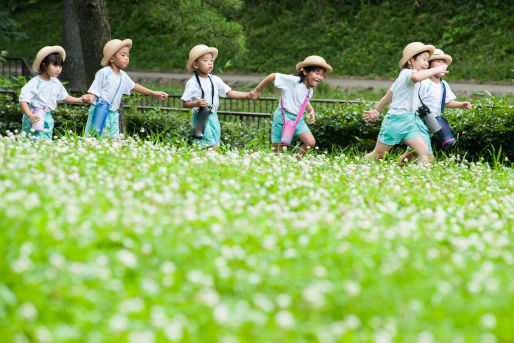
[440,81,446,116]
[109,74,123,106]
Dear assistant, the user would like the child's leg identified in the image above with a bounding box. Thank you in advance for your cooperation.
[296,132,316,156]
[403,137,430,165]
[365,140,393,160]
[398,149,434,166]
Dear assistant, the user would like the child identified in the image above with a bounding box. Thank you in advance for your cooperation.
[251,56,332,156]
[362,42,448,165]
[19,46,83,140]
[398,49,472,163]
[181,44,252,150]
[81,39,168,138]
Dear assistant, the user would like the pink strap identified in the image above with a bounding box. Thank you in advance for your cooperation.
[280,90,311,124]
[43,80,54,112]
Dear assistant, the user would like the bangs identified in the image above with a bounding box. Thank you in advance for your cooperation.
[42,52,64,67]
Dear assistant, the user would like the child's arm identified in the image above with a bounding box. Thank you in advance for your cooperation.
[306,103,315,124]
[446,100,472,110]
[63,96,83,104]
[411,65,448,82]
[182,99,208,109]
[81,93,97,104]
[251,73,276,100]
[20,101,40,122]
[133,84,168,100]
[363,90,393,122]
[226,90,252,100]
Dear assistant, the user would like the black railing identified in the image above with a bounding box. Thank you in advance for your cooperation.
[1,57,35,78]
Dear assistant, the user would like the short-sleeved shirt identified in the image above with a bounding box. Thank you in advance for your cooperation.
[274,73,313,115]
[181,74,231,113]
[19,76,69,111]
[388,69,420,115]
[419,79,456,116]
[87,66,136,111]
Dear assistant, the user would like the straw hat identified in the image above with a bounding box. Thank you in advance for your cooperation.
[101,39,133,66]
[296,56,333,75]
[32,46,66,73]
[429,48,452,66]
[186,44,218,71]
[398,42,435,68]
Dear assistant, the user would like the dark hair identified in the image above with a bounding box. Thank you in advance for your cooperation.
[296,65,325,83]
[39,52,63,74]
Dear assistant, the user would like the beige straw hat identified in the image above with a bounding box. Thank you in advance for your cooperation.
[296,56,333,75]
[429,48,452,66]
[398,42,435,68]
[32,46,66,73]
[101,39,133,66]
[186,44,218,71]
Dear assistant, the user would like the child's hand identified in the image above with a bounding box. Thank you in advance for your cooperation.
[308,112,316,124]
[251,89,260,101]
[363,109,379,122]
[153,91,168,100]
[461,101,472,110]
[28,111,40,123]
[81,94,92,104]
[196,98,208,107]
[437,64,449,75]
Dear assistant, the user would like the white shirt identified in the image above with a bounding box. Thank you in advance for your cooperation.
[19,76,69,111]
[88,66,136,111]
[419,79,456,116]
[274,73,313,114]
[388,69,420,115]
[181,74,231,113]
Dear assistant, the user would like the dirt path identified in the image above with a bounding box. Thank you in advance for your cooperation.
[127,70,513,97]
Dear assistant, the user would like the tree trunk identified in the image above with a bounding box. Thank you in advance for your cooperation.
[61,0,87,90]
[73,0,111,86]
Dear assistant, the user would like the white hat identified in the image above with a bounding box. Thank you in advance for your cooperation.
[32,46,66,73]
[398,42,435,68]
[101,39,133,66]
[186,44,218,71]
[429,48,452,66]
[296,55,333,75]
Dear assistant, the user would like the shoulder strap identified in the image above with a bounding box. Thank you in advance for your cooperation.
[280,90,310,125]
[109,73,123,106]
[43,79,54,111]
[194,72,215,106]
[440,81,446,116]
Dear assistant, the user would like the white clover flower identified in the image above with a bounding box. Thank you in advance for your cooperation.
[128,330,154,343]
[116,249,137,268]
[417,331,435,343]
[275,310,295,328]
[18,302,38,321]
[480,313,497,329]
[109,314,129,332]
[213,304,230,324]
[164,320,183,341]
[35,326,52,342]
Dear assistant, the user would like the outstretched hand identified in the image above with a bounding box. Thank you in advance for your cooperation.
[461,101,472,110]
[250,89,260,101]
[363,109,379,122]
[80,94,93,104]
[153,91,168,100]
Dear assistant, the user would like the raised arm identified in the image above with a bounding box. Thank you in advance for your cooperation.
[363,90,393,122]
[226,90,252,100]
[411,65,448,82]
[251,73,277,100]
[64,96,83,104]
[133,84,168,100]
[446,100,472,110]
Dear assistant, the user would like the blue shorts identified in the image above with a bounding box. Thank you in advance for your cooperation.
[22,111,54,141]
[192,111,220,147]
[378,112,430,150]
[271,106,310,144]
[84,104,120,138]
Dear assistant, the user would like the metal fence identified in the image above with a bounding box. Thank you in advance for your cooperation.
[0,57,35,78]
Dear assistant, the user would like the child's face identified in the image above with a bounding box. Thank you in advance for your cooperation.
[193,53,214,74]
[430,59,448,77]
[110,46,130,69]
[409,52,430,71]
[45,63,62,78]
[304,69,325,87]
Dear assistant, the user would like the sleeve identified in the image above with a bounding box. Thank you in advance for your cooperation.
[443,81,456,103]
[56,80,69,101]
[19,79,36,103]
[181,79,196,102]
[390,69,414,94]
[274,73,298,90]
[123,73,136,95]
[216,76,231,98]
[87,69,104,97]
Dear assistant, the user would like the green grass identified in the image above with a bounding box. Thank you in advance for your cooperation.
[1,134,513,342]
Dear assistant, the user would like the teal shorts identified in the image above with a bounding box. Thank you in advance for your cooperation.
[22,111,54,141]
[407,128,433,155]
[192,111,220,147]
[271,106,310,144]
[378,112,430,150]
[84,104,120,138]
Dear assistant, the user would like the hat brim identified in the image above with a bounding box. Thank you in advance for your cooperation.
[32,46,66,73]
[429,54,452,66]
[101,39,133,66]
[186,47,218,71]
[296,61,333,75]
[398,44,435,68]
